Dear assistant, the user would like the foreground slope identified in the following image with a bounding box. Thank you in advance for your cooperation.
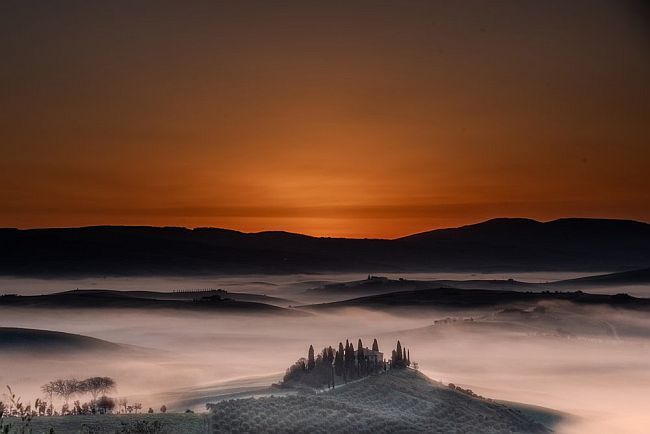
[208,369,556,433]
[7,413,208,434]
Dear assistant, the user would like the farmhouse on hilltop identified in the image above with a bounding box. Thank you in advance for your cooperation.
[356,347,383,368]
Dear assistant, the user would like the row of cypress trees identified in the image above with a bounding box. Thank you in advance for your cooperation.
[284,339,413,388]
[391,340,411,368]
[305,338,411,382]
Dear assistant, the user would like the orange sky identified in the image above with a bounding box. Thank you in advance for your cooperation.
[1,1,649,238]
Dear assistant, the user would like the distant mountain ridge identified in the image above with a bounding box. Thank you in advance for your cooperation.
[1,218,649,276]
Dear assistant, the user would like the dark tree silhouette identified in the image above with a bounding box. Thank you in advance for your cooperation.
[96,396,115,414]
[307,345,315,371]
[81,377,116,408]
[357,339,365,376]
[391,341,408,368]
[344,340,355,379]
[335,343,344,377]
[327,346,334,364]
[50,379,80,409]
[372,338,379,352]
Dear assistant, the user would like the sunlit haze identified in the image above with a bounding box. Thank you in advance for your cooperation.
[2,1,649,237]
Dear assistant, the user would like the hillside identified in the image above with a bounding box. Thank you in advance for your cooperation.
[1,218,650,275]
[302,287,650,312]
[0,327,132,353]
[305,276,540,298]
[306,276,436,296]
[207,369,558,433]
[0,289,301,315]
[305,270,650,299]
[58,288,294,306]
[549,267,650,287]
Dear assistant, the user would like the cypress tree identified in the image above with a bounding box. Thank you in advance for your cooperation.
[396,341,402,361]
[357,339,365,376]
[345,340,354,378]
[407,349,410,366]
[403,347,407,362]
[307,345,315,371]
[372,338,379,352]
[335,343,344,377]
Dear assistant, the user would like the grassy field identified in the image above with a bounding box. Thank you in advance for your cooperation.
[208,369,559,433]
[3,413,208,434]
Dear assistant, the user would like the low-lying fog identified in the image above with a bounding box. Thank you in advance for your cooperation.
[0,271,610,296]
[1,274,649,434]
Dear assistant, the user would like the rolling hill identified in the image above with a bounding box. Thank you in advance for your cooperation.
[302,287,650,312]
[305,276,540,298]
[0,327,133,353]
[57,288,294,306]
[1,218,649,275]
[207,369,559,433]
[549,267,650,287]
[0,289,302,315]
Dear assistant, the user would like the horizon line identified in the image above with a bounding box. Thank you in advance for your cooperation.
[2,216,649,241]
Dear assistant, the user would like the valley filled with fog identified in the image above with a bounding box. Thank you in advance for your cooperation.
[1,272,650,433]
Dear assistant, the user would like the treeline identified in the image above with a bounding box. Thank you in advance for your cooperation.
[282,339,412,389]
[390,340,411,369]
[0,377,168,419]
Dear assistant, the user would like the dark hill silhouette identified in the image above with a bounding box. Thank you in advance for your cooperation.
[0,289,303,315]
[548,267,650,287]
[306,276,540,297]
[301,287,650,312]
[305,269,650,298]
[56,288,293,306]
[1,218,649,276]
[396,218,650,271]
[0,327,133,353]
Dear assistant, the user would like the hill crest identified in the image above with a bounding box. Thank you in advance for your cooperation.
[2,218,649,275]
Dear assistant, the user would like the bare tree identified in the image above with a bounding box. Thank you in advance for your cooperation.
[41,383,55,415]
[118,398,128,414]
[49,379,81,409]
[81,377,116,409]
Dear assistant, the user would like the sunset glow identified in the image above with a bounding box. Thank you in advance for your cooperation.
[2,1,648,237]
